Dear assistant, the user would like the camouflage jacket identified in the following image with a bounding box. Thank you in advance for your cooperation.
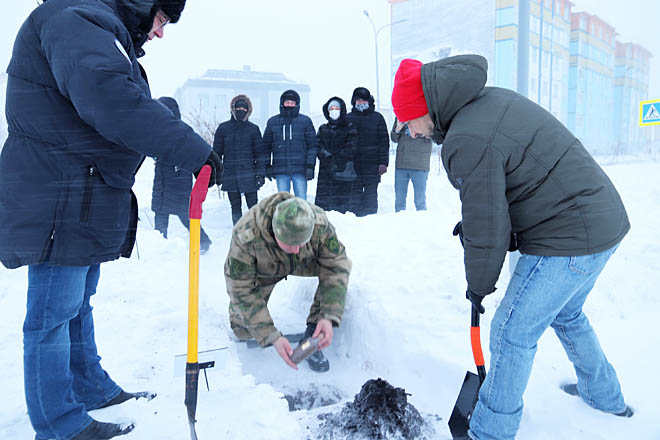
[224,192,352,347]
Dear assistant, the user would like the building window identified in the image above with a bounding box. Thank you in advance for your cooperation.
[580,16,587,31]
[531,15,540,33]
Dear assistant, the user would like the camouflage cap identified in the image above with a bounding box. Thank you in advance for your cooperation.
[272,197,315,246]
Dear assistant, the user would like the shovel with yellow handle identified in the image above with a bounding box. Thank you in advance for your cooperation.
[185,164,211,440]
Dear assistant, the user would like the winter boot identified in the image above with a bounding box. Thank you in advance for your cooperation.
[98,391,156,409]
[303,323,330,373]
[72,420,135,440]
[561,383,634,418]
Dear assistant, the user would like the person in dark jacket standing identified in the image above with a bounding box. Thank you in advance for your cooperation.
[392,55,632,440]
[214,94,267,224]
[315,97,358,213]
[152,97,212,251]
[262,89,317,200]
[0,1,222,439]
[345,87,389,216]
[391,117,433,212]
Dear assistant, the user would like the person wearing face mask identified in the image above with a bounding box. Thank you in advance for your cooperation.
[345,87,390,216]
[262,89,318,200]
[213,95,267,225]
[315,97,358,213]
[0,1,223,439]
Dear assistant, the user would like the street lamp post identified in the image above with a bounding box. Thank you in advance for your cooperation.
[363,11,407,111]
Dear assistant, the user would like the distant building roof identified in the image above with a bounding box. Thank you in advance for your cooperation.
[180,65,310,91]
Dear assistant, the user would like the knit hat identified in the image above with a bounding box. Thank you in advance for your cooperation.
[234,99,248,109]
[272,198,315,246]
[327,99,341,109]
[392,59,428,122]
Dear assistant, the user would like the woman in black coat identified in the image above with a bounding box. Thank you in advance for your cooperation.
[213,95,267,224]
[151,97,212,251]
[315,97,358,213]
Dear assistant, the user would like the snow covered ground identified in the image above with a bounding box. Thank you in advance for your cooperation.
[1,154,658,439]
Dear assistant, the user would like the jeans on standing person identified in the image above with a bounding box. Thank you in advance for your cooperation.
[24,263,121,440]
[275,174,307,200]
[468,245,626,440]
[394,168,429,212]
[227,191,258,225]
[154,211,212,251]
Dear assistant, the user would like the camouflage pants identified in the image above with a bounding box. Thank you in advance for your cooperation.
[228,281,325,342]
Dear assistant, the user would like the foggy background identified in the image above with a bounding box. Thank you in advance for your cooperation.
[2,0,658,116]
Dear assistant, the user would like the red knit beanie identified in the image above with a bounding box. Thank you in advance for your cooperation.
[392,59,428,122]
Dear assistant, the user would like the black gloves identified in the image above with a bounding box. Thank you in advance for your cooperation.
[194,150,223,188]
[453,220,519,252]
[466,289,485,314]
[452,221,464,247]
[306,166,315,181]
[265,165,273,181]
[255,175,265,189]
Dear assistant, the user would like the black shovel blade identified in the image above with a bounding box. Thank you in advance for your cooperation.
[448,371,480,439]
[185,362,200,440]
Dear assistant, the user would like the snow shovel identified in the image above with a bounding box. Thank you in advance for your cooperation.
[185,165,212,440]
[448,306,487,439]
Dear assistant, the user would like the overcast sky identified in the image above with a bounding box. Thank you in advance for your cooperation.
[2,0,658,112]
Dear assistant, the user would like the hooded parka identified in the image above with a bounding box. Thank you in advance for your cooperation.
[262,90,318,177]
[422,55,630,296]
[213,95,267,193]
[0,0,210,269]
[315,97,358,213]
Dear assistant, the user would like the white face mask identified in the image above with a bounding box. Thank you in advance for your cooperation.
[329,109,340,120]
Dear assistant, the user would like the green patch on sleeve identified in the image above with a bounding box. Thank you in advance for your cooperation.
[325,235,341,255]
[228,257,255,279]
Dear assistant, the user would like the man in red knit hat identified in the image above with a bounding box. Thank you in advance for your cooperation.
[392,56,632,440]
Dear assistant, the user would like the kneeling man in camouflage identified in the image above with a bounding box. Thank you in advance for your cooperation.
[224,193,352,372]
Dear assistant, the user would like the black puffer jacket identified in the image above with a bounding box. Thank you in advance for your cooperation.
[213,95,266,193]
[0,0,210,269]
[262,90,317,176]
[345,90,389,184]
[422,55,629,295]
[315,97,358,213]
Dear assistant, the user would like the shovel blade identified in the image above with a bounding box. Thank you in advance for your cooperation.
[448,371,480,439]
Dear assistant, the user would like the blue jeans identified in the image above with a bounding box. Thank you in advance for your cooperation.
[394,168,428,212]
[469,245,625,440]
[24,264,121,440]
[275,174,307,200]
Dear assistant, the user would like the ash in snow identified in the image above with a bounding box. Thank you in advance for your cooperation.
[316,378,436,440]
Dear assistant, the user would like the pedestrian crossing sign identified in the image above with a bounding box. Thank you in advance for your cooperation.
[640,100,660,126]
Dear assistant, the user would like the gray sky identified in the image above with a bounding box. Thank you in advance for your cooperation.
[2,0,658,112]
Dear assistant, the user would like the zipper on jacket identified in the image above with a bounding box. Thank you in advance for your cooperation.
[38,228,55,263]
[80,166,95,222]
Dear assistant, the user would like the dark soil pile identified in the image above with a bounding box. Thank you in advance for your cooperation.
[317,378,428,439]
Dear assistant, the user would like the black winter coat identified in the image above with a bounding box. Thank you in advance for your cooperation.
[345,98,390,185]
[213,98,266,193]
[263,100,317,177]
[151,97,194,214]
[0,0,210,269]
[315,97,358,213]
[422,55,630,295]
